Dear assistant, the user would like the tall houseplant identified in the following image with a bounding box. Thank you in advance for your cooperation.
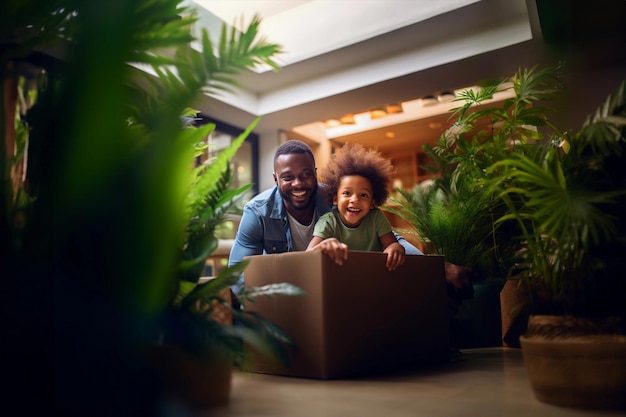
[385,67,565,347]
[387,66,564,280]
[152,119,304,409]
[1,1,296,415]
[491,84,626,317]
[388,63,626,406]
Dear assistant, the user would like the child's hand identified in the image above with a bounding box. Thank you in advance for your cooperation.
[308,237,349,265]
[383,242,405,271]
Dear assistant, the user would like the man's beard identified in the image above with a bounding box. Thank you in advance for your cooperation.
[280,183,318,211]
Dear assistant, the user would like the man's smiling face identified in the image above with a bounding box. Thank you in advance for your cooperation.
[273,152,318,213]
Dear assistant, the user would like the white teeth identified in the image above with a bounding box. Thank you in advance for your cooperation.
[347,207,360,212]
[292,191,306,197]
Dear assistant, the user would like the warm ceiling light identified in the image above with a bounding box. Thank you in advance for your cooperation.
[324,119,341,128]
[385,131,395,139]
[385,103,403,114]
[369,107,387,119]
[428,122,442,129]
[419,95,438,107]
[339,114,356,124]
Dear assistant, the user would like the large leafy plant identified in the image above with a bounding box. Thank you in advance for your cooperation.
[1,1,297,415]
[387,65,565,279]
[164,119,304,364]
[489,80,626,317]
[387,174,494,270]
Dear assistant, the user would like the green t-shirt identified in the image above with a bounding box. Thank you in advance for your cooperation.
[312,208,392,252]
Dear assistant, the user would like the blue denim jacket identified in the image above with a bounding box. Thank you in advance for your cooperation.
[228,185,422,294]
[228,186,330,293]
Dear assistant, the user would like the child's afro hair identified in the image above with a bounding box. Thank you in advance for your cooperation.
[321,143,396,206]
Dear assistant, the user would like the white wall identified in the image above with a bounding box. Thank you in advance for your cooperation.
[257,131,282,192]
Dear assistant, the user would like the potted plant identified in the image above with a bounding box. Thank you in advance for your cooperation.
[149,119,305,409]
[2,1,300,415]
[488,79,626,409]
[388,65,626,406]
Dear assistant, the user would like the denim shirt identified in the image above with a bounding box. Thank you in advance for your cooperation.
[228,185,423,294]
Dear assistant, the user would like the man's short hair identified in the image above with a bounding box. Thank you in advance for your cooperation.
[274,139,315,164]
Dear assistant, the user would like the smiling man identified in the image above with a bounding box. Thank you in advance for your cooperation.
[228,140,331,294]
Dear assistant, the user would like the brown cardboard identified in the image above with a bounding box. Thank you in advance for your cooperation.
[242,251,450,379]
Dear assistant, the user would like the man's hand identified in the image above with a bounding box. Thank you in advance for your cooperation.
[444,261,475,310]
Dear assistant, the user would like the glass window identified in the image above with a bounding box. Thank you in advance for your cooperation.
[193,114,259,197]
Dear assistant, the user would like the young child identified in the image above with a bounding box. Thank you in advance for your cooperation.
[306,143,405,271]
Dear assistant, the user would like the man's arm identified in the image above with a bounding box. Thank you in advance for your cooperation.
[391,232,474,302]
[228,205,265,294]
[393,231,423,255]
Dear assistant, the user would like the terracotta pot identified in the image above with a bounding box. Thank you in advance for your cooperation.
[147,344,233,409]
[520,315,626,409]
[499,279,529,347]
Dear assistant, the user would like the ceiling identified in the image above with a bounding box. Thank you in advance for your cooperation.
[186,0,626,155]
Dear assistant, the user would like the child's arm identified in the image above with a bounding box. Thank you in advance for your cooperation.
[307,236,349,266]
[379,232,406,271]
[306,236,324,251]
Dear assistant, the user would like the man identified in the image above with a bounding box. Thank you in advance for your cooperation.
[228,139,473,302]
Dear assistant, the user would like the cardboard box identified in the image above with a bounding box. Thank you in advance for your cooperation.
[242,251,450,379]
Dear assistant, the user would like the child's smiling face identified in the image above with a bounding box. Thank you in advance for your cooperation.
[334,175,374,228]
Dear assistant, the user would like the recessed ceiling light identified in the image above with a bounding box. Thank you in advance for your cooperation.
[385,103,403,114]
[369,107,387,119]
[437,91,456,102]
[324,119,341,128]
[428,122,442,129]
[339,114,355,124]
[385,131,395,139]
[419,95,438,107]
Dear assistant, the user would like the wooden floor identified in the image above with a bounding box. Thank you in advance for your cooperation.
[176,348,626,417]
